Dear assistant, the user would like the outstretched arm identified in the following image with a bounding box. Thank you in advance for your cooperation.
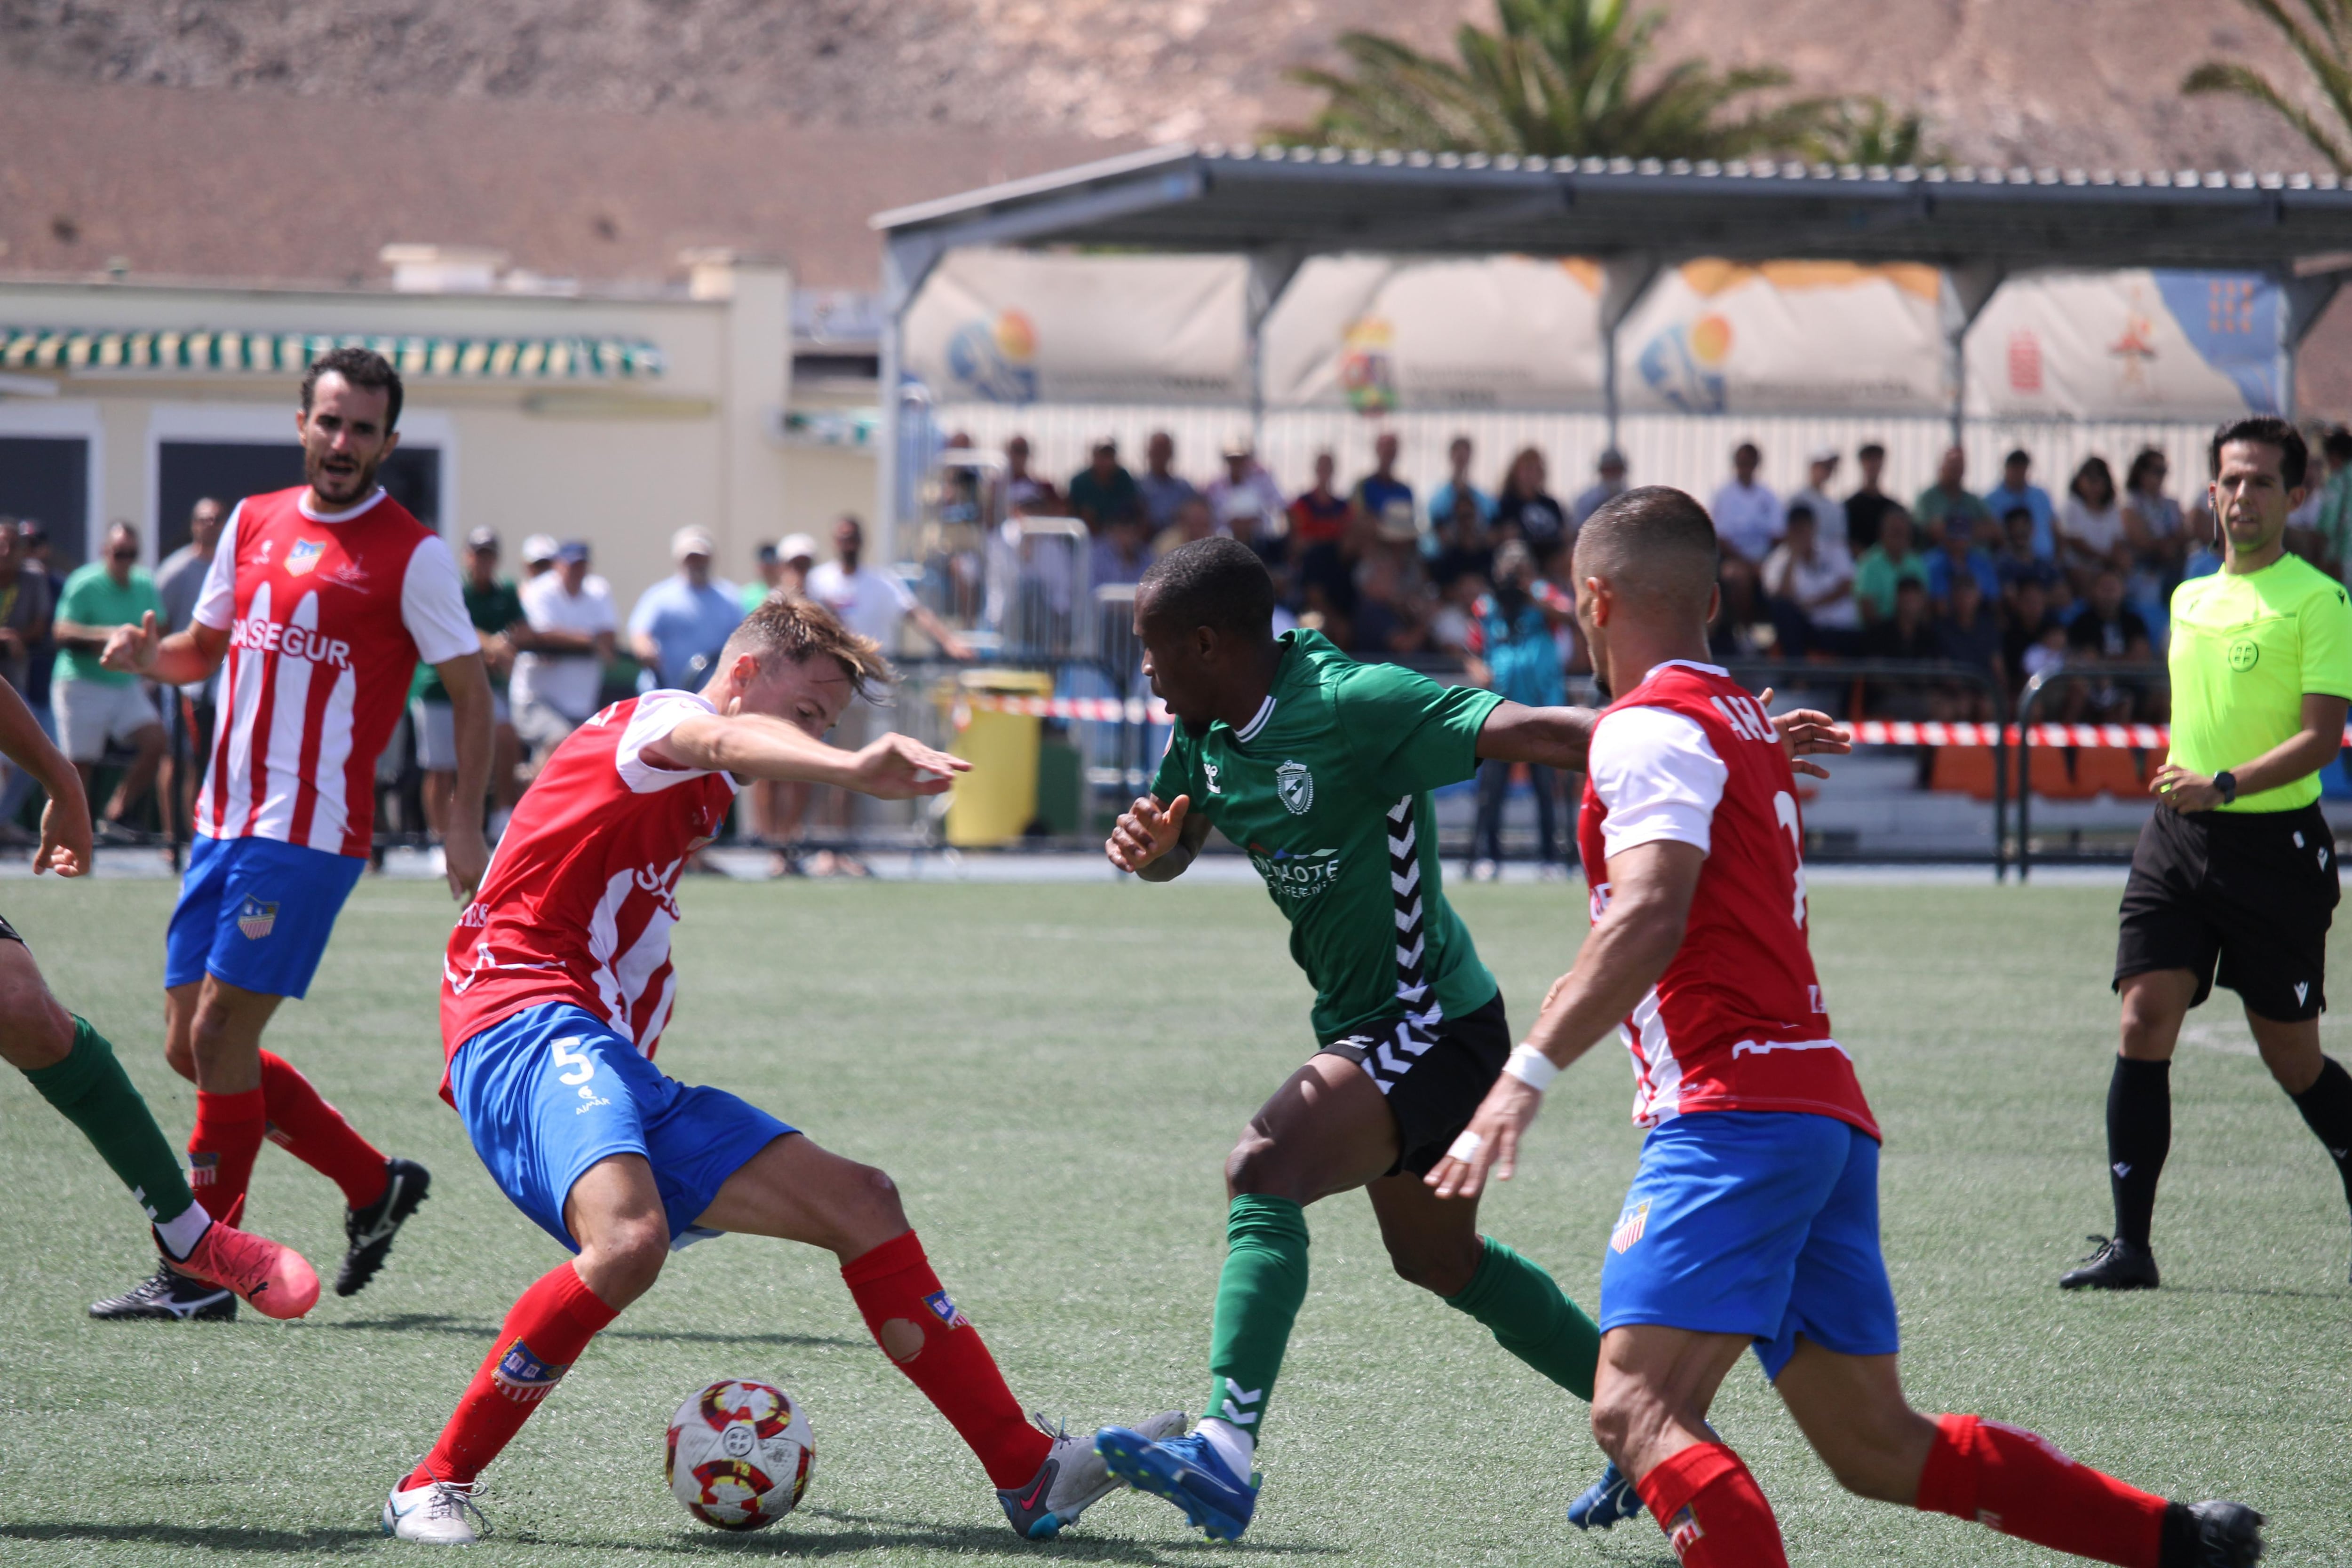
[1473,688,1849,778]
[646,710,968,798]
[1424,838,1703,1199]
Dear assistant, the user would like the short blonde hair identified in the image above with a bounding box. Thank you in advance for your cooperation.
[723,594,894,702]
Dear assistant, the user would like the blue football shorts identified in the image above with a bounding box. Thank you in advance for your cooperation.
[1597,1109,1899,1380]
[448,1001,795,1252]
[164,834,366,998]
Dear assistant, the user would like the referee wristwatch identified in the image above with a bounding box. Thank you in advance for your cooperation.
[2213,769,2238,804]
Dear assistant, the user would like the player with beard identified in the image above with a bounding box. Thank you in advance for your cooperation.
[1428,486,2265,1567]
[91,347,494,1320]
[1091,538,1845,1542]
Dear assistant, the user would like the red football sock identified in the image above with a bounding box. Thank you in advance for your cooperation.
[840,1231,1051,1489]
[1915,1413,2167,1568]
[187,1087,267,1224]
[258,1050,389,1210]
[409,1261,620,1488]
[1634,1441,1789,1568]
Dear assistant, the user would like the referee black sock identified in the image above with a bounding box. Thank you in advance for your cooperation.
[2106,1056,2171,1250]
[2288,1055,2352,1215]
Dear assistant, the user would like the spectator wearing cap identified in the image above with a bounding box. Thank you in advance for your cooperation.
[1495,447,1570,567]
[520,533,560,580]
[1843,441,1897,555]
[1351,431,1416,548]
[1709,442,1781,565]
[1916,444,1994,549]
[1569,447,1628,528]
[1206,436,1287,541]
[1136,431,1199,533]
[1428,435,1498,533]
[629,527,743,693]
[1004,435,1064,515]
[510,539,616,766]
[1066,438,1142,535]
[1981,447,2057,560]
[746,534,818,611]
[1787,448,1849,553]
[413,527,527,841]
[152,496,221,843]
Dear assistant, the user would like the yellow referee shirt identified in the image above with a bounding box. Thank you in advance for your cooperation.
[2166,553,2352,813]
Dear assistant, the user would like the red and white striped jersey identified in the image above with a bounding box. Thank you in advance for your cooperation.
[191,486,478,858]
[1575,660,1879,1140]
[440,692,739,1086]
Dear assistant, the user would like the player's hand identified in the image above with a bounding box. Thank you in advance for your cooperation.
[442,822,489,902]
[1763,687,1851,781]
[850,733,969,799]
[2150,762,2223,812]
[1423,1073,1544,1200]
[33,787,91,878]
[1107,793,1188,873]
[101,610,161,675]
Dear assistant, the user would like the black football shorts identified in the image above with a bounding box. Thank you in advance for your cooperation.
[2115,800,2338,1022]
[1319,991,1514,1177]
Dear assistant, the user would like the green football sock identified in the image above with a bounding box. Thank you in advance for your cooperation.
[1445,1235,1600,1402]
[1204,1194,1311,1446]
[23,1016,200,1231]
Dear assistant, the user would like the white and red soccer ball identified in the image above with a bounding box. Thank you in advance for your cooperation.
[665,1378,813,1530]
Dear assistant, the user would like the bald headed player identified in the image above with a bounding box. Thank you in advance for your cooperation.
[1090,538,1846,1543]
[1429,488,2265,1568]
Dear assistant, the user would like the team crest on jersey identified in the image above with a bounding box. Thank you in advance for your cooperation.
[284,539,326,577]
[923,1290,969,1330]
[236,895,278,940]
[1276,760,1314,815]
[1610,1198,1651,1254]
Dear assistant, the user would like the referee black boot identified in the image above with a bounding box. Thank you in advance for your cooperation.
[2059,1234,2161,1291]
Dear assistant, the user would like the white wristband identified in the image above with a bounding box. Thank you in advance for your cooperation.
[1502,1043,1559,1093]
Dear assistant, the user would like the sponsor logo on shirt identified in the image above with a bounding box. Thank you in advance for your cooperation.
[285,539,325,577]
[229,616,353,669]
[321,558,371,593]
[1276,760,1315,815]
[1248,845,1341,902]
[236,895,278,940]
[923,1290,969,1330]
[489,1338,572,1403]
[2228,637,2259,672]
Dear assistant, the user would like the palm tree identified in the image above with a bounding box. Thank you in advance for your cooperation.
[2183,0,2352,170]
[1805,97,1943,169]
[1273,0,1860,162]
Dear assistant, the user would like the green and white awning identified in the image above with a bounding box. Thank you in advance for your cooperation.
[0,326,664,380]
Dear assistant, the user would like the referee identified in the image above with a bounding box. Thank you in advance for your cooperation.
[2065,416,2352,1290]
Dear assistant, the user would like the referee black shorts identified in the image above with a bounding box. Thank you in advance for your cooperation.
[2115,800,2339,1021]
[1319,991,1512,1177]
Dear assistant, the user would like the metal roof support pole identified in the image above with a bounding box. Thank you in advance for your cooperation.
[876,233,946,563]
[1939,263,2005,451]
[1598,255,1663,452]
[1246,248,1306,454]
[2279,270,2346,422]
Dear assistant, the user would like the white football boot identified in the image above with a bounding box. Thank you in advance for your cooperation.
[999,1409,1188,1539]
[381,1474,491,1544]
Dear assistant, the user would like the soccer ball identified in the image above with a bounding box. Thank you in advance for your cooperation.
[664,1378,814,1530]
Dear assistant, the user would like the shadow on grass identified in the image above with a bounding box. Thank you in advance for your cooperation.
[319,1314,859,1349]
[517,1508,1349,1559]
[0,1522,381,1553]
[2162,1283,2345,1300]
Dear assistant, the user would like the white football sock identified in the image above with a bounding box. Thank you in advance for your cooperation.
[1196,1417,1255,1477]
[154,1204,213,1262]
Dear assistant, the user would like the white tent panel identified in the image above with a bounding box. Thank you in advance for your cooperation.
[1967,269,2278,420]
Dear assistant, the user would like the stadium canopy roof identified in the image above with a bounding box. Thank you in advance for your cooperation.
[866,143,2352,532]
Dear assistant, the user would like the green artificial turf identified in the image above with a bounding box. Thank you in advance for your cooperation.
[0,874,2346,1565]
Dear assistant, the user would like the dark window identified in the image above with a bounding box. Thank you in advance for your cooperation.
[156,442,442,556]
[0,436,91,567]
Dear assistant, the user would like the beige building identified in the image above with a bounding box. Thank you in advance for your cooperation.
[0,252,876,602]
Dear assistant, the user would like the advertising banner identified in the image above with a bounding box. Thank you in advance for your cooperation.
[1967,270,2279,420]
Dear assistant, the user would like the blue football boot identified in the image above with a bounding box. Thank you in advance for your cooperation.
[1566,1458,1644,1530]
[1095,1425,1260,1541]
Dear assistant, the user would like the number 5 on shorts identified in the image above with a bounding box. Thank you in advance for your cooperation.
[552,1037,595,1086]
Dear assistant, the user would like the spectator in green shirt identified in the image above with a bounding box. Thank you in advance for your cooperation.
[412,527,525,840]
[1914,444,1995,546]
[1853,507,1932,625]
[741,534,816,613]
[1066,438,1142,534]
[53,520,166,832]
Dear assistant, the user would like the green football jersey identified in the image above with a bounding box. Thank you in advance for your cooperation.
[1151,629,1505,1041]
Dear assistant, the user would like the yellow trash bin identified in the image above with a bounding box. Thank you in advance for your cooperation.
[945,669,1053,847]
